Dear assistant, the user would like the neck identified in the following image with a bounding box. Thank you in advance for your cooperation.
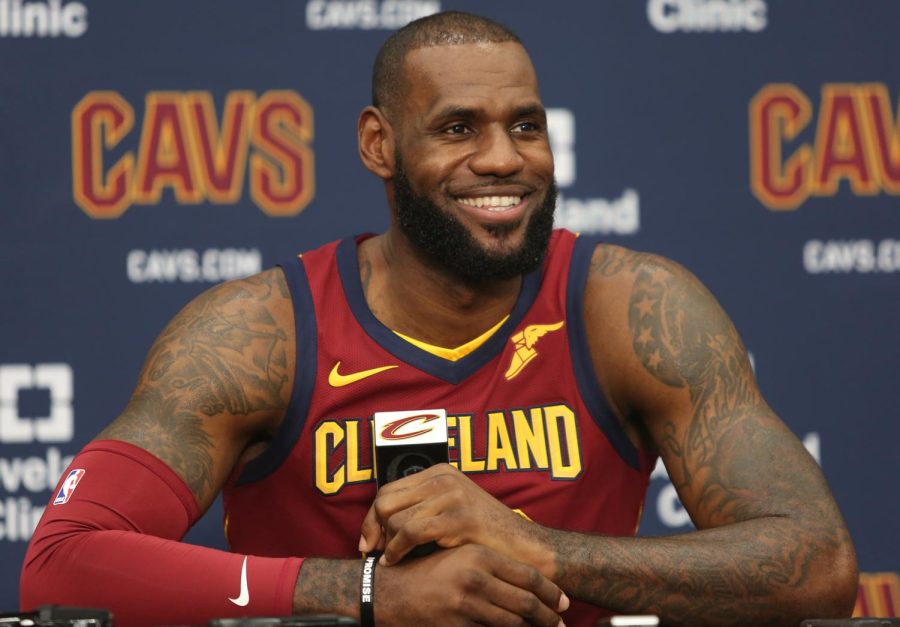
[358,229,523,348]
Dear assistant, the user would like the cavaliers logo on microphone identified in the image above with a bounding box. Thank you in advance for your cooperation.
[379,413,442,441]
[373,409,449,487]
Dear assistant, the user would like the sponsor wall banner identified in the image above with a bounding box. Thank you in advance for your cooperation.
[0,0,89,38]
[0,365,77,542]
[71,90,316,218]
[2,0,897,613]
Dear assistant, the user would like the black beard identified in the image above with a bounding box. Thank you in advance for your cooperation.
[393,159,557,283]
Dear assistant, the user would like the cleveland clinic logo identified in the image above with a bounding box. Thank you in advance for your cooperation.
[0,0,88,38]
[0,364,73,443]
[547,109,640,236]
[0,364,76,542]
[647,0,767,33]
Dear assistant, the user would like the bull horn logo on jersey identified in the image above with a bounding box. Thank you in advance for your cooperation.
[380,414,442,440]
[504,321,565,380]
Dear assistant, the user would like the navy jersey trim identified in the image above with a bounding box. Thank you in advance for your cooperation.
[566,236,642,471]
[236,260,318,485]
[337,236,543,385]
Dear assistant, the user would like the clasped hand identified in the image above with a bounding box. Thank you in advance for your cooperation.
[359,464,566,626]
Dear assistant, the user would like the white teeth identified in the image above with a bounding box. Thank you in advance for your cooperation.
[456,196,522,210]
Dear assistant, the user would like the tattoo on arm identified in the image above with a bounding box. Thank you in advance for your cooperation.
[627,256,762,496]
[293,559,359,618]
[588,244,643,278]
[99,269,292,504]
[554,247,856,624]
[101,388,215,497]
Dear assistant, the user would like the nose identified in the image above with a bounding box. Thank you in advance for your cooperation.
[468,125,525,178]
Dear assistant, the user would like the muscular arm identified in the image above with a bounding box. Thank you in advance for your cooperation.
[97,267,293,508]
[22,268,341,623]
[22,267,566,627]
[546,244,858,625]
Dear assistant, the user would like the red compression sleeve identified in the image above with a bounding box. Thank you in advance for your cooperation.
[20,440,304,627]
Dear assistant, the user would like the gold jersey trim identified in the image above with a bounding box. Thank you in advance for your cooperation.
[393,315,509,362]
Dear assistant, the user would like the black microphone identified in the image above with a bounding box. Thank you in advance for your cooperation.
[373,409,449,558]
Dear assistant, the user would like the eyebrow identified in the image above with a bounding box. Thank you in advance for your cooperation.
[429,102,547,124]
[513,104,547,120]
[430,105,479,123]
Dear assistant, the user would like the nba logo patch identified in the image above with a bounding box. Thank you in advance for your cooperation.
[54,469,85,505]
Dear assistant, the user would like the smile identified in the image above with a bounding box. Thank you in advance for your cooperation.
[454,195,523,212]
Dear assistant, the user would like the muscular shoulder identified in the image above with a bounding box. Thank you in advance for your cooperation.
[137,266,295,392]
[581,242,686,348]
[178,266,293,325]
[581,243,755,435]
[584,242,684,289]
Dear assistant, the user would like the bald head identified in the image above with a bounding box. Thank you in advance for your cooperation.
[372,11,523,117]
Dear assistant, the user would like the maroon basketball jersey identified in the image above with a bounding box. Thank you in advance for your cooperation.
[223,229,656,625]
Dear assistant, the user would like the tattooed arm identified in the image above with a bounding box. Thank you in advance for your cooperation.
[23,268,360,621]
[22,267,565,626]
[97,268,295,508]
[546,243,858,625]
[21,269,324,623]
[93,268,381,620]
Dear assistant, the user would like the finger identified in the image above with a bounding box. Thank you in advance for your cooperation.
[362,466,451,534]
[444,563,558,627]
[359,504,382,553]
[373,467,450,520]
[490,553,568,617]
[479,576,563,627]
[380,489,461,560]
[372,480,456,554]
[370,466,467,559]
[381,514,458,565]
[370,481,423,528]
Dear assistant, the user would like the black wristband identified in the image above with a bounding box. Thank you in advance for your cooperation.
[360,553,379,627]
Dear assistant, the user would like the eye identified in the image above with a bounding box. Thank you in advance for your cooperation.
[511,121,541,133]
[443,123,471,135]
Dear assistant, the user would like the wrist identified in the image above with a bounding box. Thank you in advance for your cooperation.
[510,516,560,580]
[360,554,378,627]
[292,558,361,617]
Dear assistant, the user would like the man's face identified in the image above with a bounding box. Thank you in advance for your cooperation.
[389,42,556,282]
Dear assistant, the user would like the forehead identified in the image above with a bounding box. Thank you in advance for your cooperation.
[399,42,541,121]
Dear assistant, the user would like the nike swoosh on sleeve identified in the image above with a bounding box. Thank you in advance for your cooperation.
[229,556,250,607]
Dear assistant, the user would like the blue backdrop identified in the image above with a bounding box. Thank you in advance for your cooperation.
[2,0,898,613]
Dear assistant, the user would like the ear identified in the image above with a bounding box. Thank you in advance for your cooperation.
[358,106,396,180]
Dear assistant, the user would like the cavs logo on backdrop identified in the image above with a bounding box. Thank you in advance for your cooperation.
[71,90,315,218]
[750,82,900,210]
[854,572,900,618]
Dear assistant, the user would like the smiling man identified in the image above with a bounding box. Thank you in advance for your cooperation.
[21,11,857,627]
[375,40,557,286]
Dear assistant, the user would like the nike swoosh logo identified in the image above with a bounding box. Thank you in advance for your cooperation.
[328,361,397,387]
[228,556,250,607]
